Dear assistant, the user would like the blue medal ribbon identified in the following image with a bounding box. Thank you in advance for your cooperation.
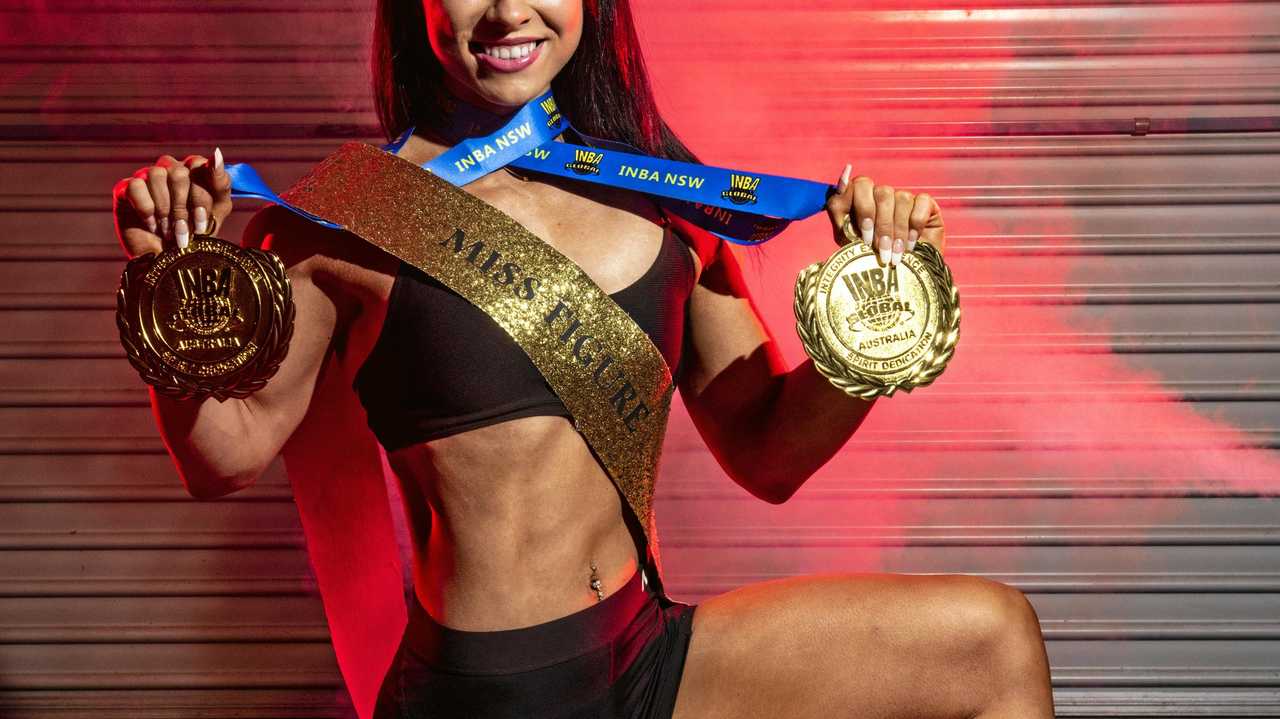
[225,89,837,245]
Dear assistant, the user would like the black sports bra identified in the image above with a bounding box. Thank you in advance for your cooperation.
[352,220,697,452]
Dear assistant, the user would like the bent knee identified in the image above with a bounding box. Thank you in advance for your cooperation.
[942,575,1045,666]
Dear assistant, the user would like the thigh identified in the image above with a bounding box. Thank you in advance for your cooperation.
[671,572,1031,719]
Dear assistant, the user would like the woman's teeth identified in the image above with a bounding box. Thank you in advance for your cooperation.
[478,41,540,60]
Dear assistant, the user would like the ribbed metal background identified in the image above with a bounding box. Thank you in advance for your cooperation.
[2,1,1278,716]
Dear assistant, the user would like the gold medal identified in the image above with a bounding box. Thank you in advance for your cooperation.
[793,216,960,398]
[116,220,295,401]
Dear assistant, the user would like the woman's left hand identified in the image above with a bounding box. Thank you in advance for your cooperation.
[824,163,946,267]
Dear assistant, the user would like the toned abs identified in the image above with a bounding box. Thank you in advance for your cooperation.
[260,132,701,632]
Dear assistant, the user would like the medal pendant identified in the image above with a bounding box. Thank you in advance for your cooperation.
[794,238,960,399]
[116,234,295,401]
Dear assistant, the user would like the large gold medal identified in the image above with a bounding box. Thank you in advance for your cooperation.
[794,226,960,399]
[116,226,295,402]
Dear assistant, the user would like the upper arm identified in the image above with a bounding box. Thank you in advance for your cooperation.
[236,205,346,472]
[674,221,789,471]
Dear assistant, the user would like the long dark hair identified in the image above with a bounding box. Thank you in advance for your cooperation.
[371,0,701,165]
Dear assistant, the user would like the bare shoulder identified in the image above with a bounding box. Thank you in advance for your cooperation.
[241,204,391,275]
[660,209,727,283]
[240,204,401,319]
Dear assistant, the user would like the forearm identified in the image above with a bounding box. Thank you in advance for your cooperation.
[735,357,877,503]
[149,389,268,498]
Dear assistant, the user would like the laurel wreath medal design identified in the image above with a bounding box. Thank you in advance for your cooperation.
[116,223,295,402]
[793,219,960,399]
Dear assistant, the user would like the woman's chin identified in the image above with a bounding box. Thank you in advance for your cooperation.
[463,78,554,113]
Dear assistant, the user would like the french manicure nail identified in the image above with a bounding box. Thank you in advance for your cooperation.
[837,163,851,193]
[146,216,157,234]
[160,216,169,240]
[907,228,918,251]
[892,237,904,266]
[214,146,224,171]
[194,206,208,234]
[175,218,189,249]
[861,217,873,247]
[878,235,891,265]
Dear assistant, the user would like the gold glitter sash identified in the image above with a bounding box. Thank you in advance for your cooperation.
[278,141,675,594]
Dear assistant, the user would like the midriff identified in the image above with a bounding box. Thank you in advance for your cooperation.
[385,415,646,631]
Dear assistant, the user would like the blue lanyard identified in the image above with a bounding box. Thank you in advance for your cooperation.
[225,88,837,246]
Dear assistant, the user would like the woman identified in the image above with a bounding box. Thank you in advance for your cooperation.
[111,0,1055,717]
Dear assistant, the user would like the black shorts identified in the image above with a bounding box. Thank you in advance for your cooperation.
[372,565,697,719]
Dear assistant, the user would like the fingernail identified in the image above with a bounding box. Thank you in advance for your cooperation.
[194,206,208,234]
[892,237,904,266]
[145,215,157,234]
[908,228,918,252]
[837,163,851,193]
[214,146,224,171]
[175,218,189,249]
[160,216,169,240]
[878,235,891,266]
[861,217,874,246]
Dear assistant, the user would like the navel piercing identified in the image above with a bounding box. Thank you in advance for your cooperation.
[589,561,604,601]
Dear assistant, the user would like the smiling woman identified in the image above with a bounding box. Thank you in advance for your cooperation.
[107,0,1049,718]
[420,0,576,105]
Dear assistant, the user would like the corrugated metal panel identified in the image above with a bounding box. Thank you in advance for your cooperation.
[1,0,1278,716]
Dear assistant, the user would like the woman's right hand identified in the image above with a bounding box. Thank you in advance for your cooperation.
[112,147,233,259]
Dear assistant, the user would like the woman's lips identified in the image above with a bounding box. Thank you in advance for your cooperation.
[472,39,544,73]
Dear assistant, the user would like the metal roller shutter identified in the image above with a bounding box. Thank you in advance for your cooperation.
[1,1,1277,716]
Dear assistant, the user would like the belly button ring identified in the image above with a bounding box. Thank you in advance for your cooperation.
[589,561,604,601]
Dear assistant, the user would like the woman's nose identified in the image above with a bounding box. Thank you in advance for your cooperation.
[486,0,535,29]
